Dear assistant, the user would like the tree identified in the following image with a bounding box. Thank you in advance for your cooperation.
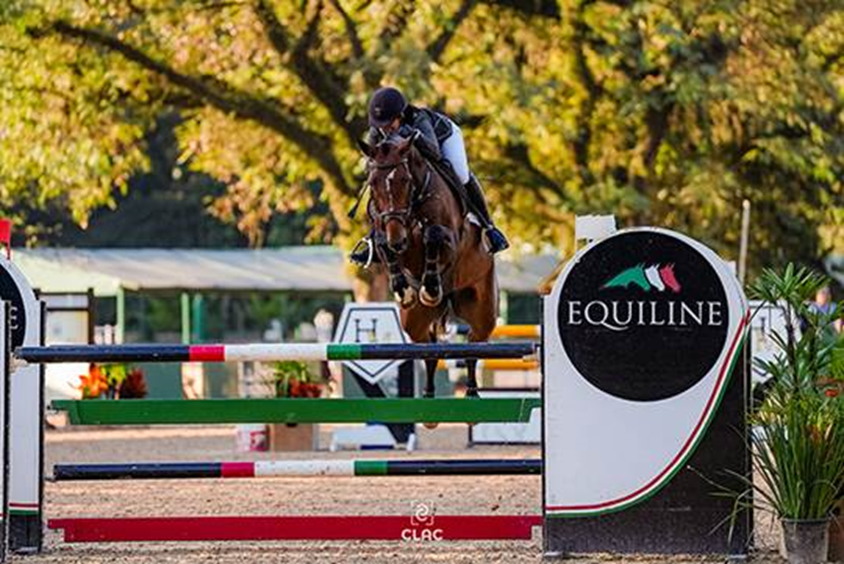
[0,0,841,277]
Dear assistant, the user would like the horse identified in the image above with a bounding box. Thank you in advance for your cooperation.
[358,133,498,398]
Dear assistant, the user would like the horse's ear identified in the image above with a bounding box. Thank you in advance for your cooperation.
[397,136,413,154]
[358,139,373,157]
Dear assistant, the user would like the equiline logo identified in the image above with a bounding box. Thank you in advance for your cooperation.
[557,232,730,401]
[567,263,722,333]
[602,264,681,293]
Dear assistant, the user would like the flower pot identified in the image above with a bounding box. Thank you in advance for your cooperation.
[829,500,844,562]
[782,518,830,564]
[268,423,318,451]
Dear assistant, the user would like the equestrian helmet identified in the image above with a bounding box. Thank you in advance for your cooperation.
[368,87,407,128]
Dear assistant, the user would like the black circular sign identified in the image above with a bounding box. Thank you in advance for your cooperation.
[0,268,28,349]
[558,231,729,402]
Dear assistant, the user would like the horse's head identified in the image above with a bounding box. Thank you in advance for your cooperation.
[359,134,418,254]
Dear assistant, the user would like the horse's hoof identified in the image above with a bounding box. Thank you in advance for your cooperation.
[423,422,439,430]
[465,388,480,398]
[419,286,442,307]
[394,286,417,308]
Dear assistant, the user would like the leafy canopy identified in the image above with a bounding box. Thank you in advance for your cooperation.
[0,0,841,272]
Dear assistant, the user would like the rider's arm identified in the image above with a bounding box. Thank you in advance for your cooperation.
[407,111,442,160]
[367,127,384,146]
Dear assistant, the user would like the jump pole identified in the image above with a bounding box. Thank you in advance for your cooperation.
[17,342,536,364]
[453,324,541,339]
[48,515,543,543]
[437,359,540,371]
[53,459,542,480]
[50,397,541,425]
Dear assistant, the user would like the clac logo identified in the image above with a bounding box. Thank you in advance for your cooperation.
[402,502,444,542]
[566,263,723,332]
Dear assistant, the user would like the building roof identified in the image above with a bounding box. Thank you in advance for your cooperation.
[14,247,560,297]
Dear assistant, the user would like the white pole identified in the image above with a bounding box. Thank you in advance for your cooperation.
[738,200,751,285]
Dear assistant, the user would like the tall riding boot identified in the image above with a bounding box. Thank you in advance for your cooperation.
[465,174,509,254]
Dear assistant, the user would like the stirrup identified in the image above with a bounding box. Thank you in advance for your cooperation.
[483,227,510,255]
[349,238,376,267]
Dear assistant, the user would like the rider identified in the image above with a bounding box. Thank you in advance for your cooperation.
[350,87,509,266]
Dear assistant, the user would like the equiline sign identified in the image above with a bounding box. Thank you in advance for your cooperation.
[543,228,749,555]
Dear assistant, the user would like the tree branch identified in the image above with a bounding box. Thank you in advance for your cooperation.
[254,0,368,140]
[426,0,476,63]
[42,20,355,197]
[379,0,416,52]
[503,143,568,199]
[570,1,600,191]
[326,0,364,60]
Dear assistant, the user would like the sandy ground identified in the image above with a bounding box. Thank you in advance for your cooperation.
[7,425,785,564]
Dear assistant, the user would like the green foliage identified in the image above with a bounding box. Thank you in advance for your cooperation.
[750,391,844,520]
[0,1,841,274]
[270,360,326,398]
[749,264,843,389]
[732,265,844,521]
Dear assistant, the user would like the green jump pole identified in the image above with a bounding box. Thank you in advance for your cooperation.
[50,398,541,425]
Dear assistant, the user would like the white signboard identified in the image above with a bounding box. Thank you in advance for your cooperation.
[543,228,747,517]
[334,303,406,385]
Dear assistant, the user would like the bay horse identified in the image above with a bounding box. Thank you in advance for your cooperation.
[358,133,498,398]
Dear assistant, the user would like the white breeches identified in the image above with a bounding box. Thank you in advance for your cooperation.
[441,121,470,185]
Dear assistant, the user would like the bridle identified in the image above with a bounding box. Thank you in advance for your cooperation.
[367,156,433,230]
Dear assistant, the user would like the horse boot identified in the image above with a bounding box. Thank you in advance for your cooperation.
[349,230,383,267]
[464,174,509,254]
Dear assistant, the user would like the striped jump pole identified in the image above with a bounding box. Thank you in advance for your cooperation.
[53,459,542,481]
[48,515,543,543]
[17,342,536,364]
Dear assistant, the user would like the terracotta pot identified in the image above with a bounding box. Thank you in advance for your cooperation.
[268,423,318,451]
[782,518,830,564]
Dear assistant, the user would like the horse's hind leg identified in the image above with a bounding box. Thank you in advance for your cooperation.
[401,306,446,399]
[465,359,480,398]
[424,358,438,399]
[453,279,498,399]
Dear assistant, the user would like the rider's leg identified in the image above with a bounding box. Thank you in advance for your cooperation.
[440,123,509,254]
[464,174,509,253]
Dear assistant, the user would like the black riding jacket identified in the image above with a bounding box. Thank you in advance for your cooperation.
[366,105,453,161]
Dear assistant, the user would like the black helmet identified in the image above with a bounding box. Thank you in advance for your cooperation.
[368,87,407,128]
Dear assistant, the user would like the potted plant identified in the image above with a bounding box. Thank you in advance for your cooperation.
[734,265,844,564]
[266,360,330,451]
[78,363,148,399]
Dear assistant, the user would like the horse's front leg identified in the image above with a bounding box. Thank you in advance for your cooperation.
[419,225,453,308]
[379,240,417,308]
